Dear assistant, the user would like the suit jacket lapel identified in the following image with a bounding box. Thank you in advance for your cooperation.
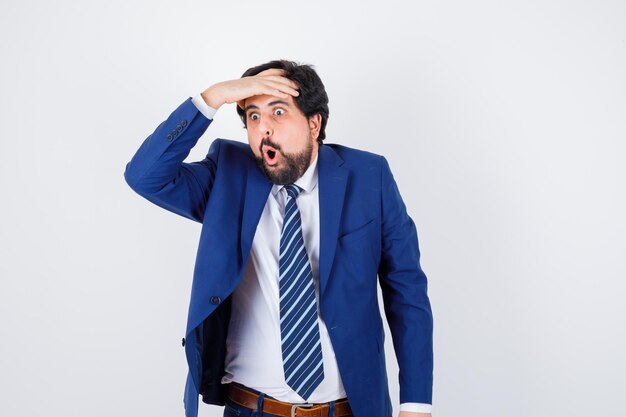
[318,145,348,300]
[240,154,273,257]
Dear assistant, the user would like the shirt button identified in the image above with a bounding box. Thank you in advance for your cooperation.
[210,296,221,305]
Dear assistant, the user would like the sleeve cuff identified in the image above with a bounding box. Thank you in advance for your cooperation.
[399,402,432,413]
[191,93,217,120]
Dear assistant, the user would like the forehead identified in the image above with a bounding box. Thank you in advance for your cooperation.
[244,94,296,110]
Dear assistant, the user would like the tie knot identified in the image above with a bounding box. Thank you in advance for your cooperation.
[284,184,302,200]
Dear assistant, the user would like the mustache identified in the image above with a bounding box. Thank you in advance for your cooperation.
[260,138,282,154]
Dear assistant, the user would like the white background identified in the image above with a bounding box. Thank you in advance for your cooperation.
[1,1,624,416]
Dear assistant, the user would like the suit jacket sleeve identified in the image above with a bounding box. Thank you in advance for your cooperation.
[378,155,434,404]
[124,97,220,223]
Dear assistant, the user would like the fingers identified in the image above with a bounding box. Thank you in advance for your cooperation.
[233,69,300,109]
[250,69,299,94]
[236,79,299,109]
[258,78,300,97]
[261,75,299,92]
[236,85,291,109]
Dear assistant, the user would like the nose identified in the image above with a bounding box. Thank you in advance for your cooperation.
[258,117,273,137]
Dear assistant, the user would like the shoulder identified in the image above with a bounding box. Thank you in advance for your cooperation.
[322,142,385,171]
[208,138,254,161]
[323,142,383,161]
[211,138,249,152]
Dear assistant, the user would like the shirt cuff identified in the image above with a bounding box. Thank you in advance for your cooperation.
[191,93,218,120]
[399,402,432,413]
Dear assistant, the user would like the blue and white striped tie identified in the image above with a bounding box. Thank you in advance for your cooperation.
[278,184,324,400]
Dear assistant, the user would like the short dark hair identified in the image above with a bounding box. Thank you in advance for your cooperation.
[235,59,330,144]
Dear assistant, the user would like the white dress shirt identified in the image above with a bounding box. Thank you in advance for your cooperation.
[191,94,432,414]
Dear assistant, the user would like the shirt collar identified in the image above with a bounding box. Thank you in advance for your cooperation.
[271,151,319,197]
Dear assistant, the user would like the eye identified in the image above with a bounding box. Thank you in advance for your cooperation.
[274,108,285,116]
[248,112,259,121]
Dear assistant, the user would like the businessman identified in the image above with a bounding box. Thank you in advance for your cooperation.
[124,60,433,417]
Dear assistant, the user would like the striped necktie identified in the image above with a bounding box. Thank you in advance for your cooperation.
[278,183,324,400]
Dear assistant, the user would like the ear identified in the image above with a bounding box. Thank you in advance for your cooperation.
[308,113,322,140]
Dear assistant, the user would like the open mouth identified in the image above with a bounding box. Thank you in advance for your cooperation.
[263,144,280,166]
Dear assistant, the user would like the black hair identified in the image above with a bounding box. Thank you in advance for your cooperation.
[235,59,330,144]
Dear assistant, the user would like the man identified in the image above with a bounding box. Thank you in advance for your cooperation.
[124,60,433,417]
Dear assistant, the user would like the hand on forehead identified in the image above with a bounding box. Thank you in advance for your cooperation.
[236,68,299,110]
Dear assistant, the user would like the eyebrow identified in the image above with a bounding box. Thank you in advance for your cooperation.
[244,100,290,113]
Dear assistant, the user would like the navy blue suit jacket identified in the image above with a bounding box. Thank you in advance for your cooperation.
[124,97,433,417]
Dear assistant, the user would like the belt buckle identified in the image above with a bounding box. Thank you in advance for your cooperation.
[291,402,314,417]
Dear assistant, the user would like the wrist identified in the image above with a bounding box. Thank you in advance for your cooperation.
[201,84,224,109]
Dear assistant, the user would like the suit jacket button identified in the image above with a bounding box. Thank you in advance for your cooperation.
[181,119,187,127]
[181,337,186,347]
[166,134,173,141]
[210,296,221,305]
[176,124,183,132]
[171,129,178,137]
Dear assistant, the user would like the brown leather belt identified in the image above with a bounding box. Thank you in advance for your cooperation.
[228,383,353,417]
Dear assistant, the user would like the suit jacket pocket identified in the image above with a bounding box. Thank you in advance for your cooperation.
[338,218,378,272]
[338,218,376,244]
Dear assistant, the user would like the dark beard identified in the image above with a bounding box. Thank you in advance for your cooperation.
[254,138,314,185]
